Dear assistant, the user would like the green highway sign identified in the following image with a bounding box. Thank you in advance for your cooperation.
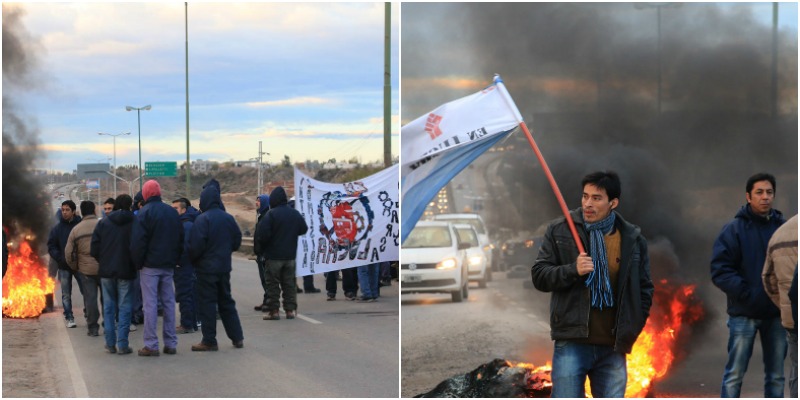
[145,161,178,177]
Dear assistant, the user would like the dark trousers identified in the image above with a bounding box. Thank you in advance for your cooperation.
[265,259,297,312]
[303,275,318,291]
[196,272,243,346]
[325,267,359,296]
[173,264,197,329]
[79,274,101,333]
[256,256,268,305]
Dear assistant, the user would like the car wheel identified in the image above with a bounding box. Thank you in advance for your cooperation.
[478,277,487,289]
[452,288,463,302]
[463,282,469,299]
[486,266,493,282]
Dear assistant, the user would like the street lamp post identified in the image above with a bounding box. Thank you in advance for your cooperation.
[98,132,131,198]
[634,2,682,115]
[125,105,151,193]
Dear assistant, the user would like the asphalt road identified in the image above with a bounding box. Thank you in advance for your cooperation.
[42,258,399,397]
[401,268,791,398]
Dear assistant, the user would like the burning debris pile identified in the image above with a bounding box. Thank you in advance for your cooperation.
[415,359,553,398]
[2,5,57,318]
[2,237,55,318]
[417,279,704,398]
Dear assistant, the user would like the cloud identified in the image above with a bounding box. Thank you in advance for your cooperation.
[245,96,335,108]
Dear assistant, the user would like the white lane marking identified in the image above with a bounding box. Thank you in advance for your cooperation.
[56,312,89,397]
[538,321,550,331]
[526,313,537,319]
[296,313,322,324]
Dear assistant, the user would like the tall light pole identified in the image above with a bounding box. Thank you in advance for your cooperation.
[634,2,682,115]
[125,105,151,193]
[98,132,130,198]
[257,141,269,195]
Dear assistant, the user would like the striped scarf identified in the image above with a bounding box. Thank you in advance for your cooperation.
[584,211,616,309]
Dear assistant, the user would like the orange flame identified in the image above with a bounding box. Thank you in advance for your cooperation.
[515,280,704,397]
[2,240,55,318]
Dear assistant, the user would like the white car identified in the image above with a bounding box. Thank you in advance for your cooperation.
[433,213,495,271]
[453,223,490,288]
[401,221,470,302]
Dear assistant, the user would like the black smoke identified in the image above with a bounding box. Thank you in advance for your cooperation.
[401,3,797,343]
[3,5,52,248]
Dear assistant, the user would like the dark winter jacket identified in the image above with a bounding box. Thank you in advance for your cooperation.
[531,208,654,354]
[188,185,242,274]
[90,210,136,280]
[790,267,798,331]
[255,187,308,260]
[47,213,82,270]
[130,196,183,270]
[711,205,785,319]
[253,194,270,255]
[202,179,225,210]
[178,206,200,269]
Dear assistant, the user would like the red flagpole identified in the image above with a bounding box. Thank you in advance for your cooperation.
[518,121,585,254]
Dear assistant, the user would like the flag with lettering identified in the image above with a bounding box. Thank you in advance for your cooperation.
[294,165,399,277]
[401,75,523,243]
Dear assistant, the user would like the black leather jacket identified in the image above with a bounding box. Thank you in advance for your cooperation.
[531,208,654,354]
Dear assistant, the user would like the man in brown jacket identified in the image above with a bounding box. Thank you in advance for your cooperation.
[66,201,102,336]
[763,213,798,398]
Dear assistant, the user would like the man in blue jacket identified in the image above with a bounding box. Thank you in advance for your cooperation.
[90,194,137,355]
[711,172,787,397]
[131,180,183,357]
[47,200,83,328]
[256,186,308,321]
[172,198,200,334]
[188,183,244,351]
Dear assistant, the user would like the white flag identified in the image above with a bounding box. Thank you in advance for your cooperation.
[294,165,399,277]
[401,75,523,243]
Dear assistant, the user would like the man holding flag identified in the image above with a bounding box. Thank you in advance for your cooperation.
[531,171,653,397]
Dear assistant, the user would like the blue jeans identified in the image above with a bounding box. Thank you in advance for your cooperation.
[196,272,243,346]
[551,340,627,398]
[140,267,177,350]
[58,269,85,320]
[101,278,133,349]
[357,263,380,299]
[721,316,787,397]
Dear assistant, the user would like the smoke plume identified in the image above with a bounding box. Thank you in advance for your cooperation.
[3,5,52,248]
[402,3,797,334]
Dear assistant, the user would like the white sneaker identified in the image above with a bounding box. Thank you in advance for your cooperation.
[66,319,76,328]
[129,324,137,332]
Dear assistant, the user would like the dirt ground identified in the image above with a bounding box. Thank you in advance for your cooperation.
[2,316,60,397]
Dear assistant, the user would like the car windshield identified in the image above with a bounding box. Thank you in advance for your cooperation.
[404,226,452,248]
[437,218,485,234]
[456,228,479,247]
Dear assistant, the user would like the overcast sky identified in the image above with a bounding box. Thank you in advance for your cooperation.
[5,2,399,173]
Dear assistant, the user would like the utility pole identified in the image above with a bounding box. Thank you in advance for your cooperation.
[383,2,392,167]
[771,2,778,118]
[185,2,192,195]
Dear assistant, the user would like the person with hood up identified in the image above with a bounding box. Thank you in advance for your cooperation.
[90,194,137,355]
[130,190,145,328]
[172,197,201,334]
[131,180,183,357]
[48,201,84,328]
[252,194,270,311]
[188,183,244,351]
[256,186,308,321]
[66,201,102,337]
[711,173,787,397]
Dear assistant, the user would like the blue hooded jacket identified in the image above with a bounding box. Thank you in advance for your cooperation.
[188,185,241,274]
[47,210,82,270]
[255,186,308,260]
[91,209,136,280]
[177,206,200,269]
[130,195,184,269]
[711,205,785,319]
[202,178,225,210]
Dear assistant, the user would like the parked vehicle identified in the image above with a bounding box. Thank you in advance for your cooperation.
[401,221,470,302]
[453,223,490,288]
